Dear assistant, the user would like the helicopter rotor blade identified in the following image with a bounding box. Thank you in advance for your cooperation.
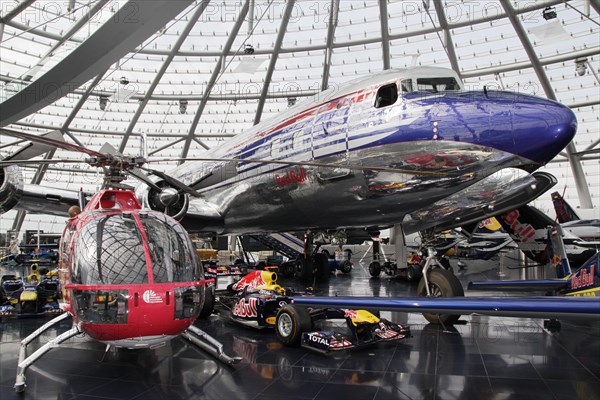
[0,128,106,159]
[0,158,89,167]
[3,130,66,161]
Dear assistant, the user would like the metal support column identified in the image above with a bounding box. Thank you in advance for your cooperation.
[500,0,593,208]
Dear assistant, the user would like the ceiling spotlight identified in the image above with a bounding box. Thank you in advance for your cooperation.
[575,58,588,76]
[99,96,108,111]
[120,76,129,85]
[244,44,255,55]
[542,6,557,20]
[179,99,188,114]
[287,97,296,107]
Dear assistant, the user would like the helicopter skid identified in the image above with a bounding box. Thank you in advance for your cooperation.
[180,324,242,366]
[100,335,178,349]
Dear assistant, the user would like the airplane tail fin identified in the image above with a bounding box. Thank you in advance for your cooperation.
[545,225,572,279]
[498,205,570,278]
[551,191,580,223]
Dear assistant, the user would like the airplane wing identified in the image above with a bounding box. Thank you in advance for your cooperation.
[290,295,600,320]
[402,169,556,234]
[467,280,568,292]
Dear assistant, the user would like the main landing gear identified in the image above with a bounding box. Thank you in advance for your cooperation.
[416,247,464,325]
[295,232,330,283]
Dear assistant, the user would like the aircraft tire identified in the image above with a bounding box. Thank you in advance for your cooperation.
[296,257,313,283]
[406,265,418,282]
[340,260,352,274]
[198,285,215,319]
[417,268,464,325]
[280,261,295,278]
[369,262,381,277]
[275,304,312,346]
[313,253,330,282]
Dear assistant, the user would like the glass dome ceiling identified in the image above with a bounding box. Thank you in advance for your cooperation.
[0,0,598,233]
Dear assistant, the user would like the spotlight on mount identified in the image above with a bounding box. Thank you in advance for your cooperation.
[179,99,188,114]
[575,58,588,76]
[287,97,296,107]
[120,76,129,85]
[99,96,108,111]
[244,44,255,55]
[543,6,557,20]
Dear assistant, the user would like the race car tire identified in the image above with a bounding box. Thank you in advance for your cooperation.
[15,254,25,265]
[417,268,464,325]
[313,253,330,282]
[198,285,215,319]
[296,257,313,283]
[340,260,352,274]
[275,304,312,346]
[321,249,331,259]
[369,261,381,277]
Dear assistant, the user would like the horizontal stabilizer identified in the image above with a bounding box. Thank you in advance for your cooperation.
[468,280,568,292]
[291,295,600,320]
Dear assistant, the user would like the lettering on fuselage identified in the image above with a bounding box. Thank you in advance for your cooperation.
[276,167,307,187]
[501,210,536,243]
[570,265,595,291]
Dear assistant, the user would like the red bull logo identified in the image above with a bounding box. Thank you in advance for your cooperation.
[501,210,536,243]
[276,167,307,187]
[571,265,595,290]
[233,298,258,318]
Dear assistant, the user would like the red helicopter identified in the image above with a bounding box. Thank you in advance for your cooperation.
[0,129,241,393]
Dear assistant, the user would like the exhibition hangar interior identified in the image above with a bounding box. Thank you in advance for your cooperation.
[0,1,599,400]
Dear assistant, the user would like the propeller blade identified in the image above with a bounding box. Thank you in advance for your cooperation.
[147,156,448,177]
[128,168,162,192]
[3,130,65,161]
[0,128,106,159]
[140,167,202,197]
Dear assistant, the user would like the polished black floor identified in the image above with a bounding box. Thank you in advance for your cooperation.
[1,253,599,400]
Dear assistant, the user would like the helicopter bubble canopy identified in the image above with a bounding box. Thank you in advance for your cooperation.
[71,211,202,286]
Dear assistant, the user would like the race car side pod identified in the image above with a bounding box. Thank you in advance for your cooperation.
[290,296,600,321]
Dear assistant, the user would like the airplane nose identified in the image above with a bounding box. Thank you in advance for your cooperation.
[511,95,577,165]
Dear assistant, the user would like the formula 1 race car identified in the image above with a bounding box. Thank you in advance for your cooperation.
[224,270,410,353]
[0,264,63,318]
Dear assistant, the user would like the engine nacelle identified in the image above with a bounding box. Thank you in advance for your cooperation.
[137,180,190,220]
[0,164,24,214]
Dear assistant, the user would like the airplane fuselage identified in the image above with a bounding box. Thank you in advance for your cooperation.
[145,67,575,235]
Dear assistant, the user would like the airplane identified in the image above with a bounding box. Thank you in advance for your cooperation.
[496,203,600,269]
[551,191,600,244]
[0,65,580,322]
[1,150,242,393]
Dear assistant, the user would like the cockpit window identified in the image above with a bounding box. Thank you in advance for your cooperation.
[416,77,461,92]
[374,83,398,108]
[141,214,201,283]
[72,214,148,285]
